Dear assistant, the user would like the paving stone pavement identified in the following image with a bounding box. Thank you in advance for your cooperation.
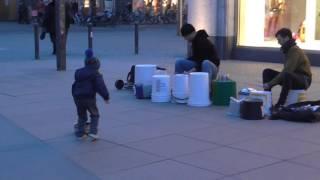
[1,22,320,180]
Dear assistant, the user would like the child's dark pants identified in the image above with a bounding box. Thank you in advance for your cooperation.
[74,98,99,136]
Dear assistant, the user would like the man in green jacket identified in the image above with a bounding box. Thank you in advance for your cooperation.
[263,28,312,110]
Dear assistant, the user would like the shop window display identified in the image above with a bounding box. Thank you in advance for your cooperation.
[131,0,178,24]
[239,0,320,50]
[264,0,286,39]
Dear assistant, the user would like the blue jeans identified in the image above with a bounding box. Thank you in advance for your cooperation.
[175,59,219,82]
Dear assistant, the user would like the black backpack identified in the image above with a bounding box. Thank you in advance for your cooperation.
[272,100,320,123]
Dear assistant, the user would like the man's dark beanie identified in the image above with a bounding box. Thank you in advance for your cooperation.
[181,24,195,36]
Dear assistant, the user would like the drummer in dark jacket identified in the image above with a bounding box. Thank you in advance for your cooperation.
[72,49,109,140]
[175,23,220,82]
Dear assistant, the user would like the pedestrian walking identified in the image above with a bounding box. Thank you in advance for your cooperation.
[41,0,74,55]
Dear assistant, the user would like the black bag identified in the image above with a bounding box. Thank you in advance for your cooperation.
[272,100,320,123]
[127,65,135,84]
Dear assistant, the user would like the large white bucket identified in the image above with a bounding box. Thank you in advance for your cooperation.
[135,64,157,86]
[188,72,211,107]
[285,90,307,105]
[172,74,189,103]
[151,75,171,102]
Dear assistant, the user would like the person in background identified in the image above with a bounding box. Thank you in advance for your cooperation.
[41,0,74,54]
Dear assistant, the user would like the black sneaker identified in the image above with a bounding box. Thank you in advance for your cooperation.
[268,104,283,120]
[268,112,280,120]
[75,131,87,139]
[74,122,90,135]
[272,104,283,113]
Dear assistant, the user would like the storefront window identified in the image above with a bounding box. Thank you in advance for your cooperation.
[132,0,178,15]
[239,0,320,50]
[129,0,178,24]
[83,0,101,8]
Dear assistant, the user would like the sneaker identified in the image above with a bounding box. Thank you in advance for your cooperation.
[88,133,99,141]
[268,105,283,120]
[268,113,280,120]
[75,131,87,139]
[74,122,90,135]
[84,123,90,134]
[273,104,284,112]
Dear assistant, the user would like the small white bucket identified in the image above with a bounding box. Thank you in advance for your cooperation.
[188,72,211,107]
[151,75,171,103]
[285,90,307,105]
[172,74,189,103]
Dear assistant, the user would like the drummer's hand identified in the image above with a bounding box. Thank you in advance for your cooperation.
[263,83,270,90]
[184,68,196,74]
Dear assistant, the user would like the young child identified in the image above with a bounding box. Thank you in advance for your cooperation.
[72,49,109,141]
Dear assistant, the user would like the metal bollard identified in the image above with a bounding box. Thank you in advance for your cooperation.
[134,23,139,55]
[33,22,40,60]
[88,23,93,49]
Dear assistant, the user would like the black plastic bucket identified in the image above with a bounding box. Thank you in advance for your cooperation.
[240,98,264,120]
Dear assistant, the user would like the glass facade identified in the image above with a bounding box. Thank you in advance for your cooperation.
[132,0,178,14]
[239,0,320,50]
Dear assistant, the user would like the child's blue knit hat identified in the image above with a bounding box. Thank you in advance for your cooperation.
[85,48,94,59]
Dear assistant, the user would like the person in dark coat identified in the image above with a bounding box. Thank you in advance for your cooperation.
[71,0,79,16]
[72,49,110,141]
[18,1,29,24]
[175,23,220,82]
[42,0,73,54]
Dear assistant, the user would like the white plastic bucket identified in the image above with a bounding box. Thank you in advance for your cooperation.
[135,64,157,86]
[188,72,211,107]
[172,74,189,103]
[151,75,171,102]
[249,91,272,116]
[285,90,307,105]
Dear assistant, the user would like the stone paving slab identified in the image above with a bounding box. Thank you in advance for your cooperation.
[0,115,99,180]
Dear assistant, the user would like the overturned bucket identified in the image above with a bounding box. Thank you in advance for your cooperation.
[151,75,171,103]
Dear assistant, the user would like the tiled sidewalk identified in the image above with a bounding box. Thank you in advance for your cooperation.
[1,58,320,180]
[1,23,320,179]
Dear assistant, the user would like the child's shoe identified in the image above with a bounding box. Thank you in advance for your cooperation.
[88,133,99,141]
[75,131,87,139]
[84,122,90,134]
[74,122,90,135]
